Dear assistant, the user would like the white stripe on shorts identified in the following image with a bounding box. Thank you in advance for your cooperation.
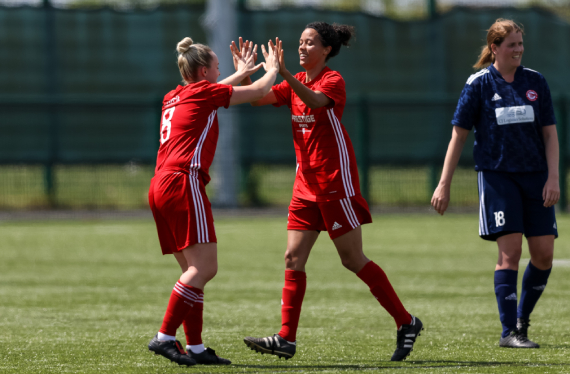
[189,170,209,243]
[478,172,489,236]
[340,198,359,229]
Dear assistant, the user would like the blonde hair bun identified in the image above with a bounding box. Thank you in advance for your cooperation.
[177,37,194,55]
[176,37,213,84]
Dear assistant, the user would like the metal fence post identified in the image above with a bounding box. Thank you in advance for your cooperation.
[44,0,58,207]
[358,97,370,202]
[558,96,568,212]
[427,0,437,18]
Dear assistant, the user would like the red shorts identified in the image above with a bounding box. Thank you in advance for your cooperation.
[287,194,372,239]
[148,171,216,255]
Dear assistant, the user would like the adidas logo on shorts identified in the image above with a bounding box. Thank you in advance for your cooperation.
[332,222,342,230]
[505,293,517,301]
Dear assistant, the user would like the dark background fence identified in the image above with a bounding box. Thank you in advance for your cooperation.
[1,2,569,210]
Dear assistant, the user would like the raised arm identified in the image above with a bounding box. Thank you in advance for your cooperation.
[230,37,278,107]
[229,41,280,106]
[273,39,331,109]
[219,41,263,86]
[542,125,560,207]
[431,126,470,215]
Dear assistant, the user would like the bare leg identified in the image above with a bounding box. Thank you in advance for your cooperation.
[178,243,218,289]
[284,230,319,271]
[527,235,554,270]
[496,233,523,270]
[332,226,369,273]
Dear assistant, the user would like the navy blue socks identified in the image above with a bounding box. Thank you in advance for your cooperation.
[494,269,518,338]
[518,261,551,320]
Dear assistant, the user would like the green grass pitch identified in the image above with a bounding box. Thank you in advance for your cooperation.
[1,214,569,373]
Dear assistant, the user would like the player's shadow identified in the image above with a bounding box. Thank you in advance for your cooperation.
[534,344,570,349]
[233,360,570,371]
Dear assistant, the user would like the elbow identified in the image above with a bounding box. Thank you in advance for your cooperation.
[253,89,266,103]
[305,100,322,109]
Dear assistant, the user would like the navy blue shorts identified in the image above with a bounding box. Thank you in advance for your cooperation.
[477,171,558,241]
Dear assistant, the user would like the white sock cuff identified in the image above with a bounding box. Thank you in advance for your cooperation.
[157,332,176,341]
[187,344,205,354]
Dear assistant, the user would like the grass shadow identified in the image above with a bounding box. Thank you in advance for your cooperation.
[231,360,570,371]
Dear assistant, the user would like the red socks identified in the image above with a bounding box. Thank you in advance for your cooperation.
[276,263,409,340]
[278,270,306,342]
[357,261,411,328]
[182,300,204,345]
[159,281,204,339]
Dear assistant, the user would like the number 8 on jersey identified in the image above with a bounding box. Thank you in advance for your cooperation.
[161,107,175,144]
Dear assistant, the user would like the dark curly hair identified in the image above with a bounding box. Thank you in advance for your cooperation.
[305,22,355,61]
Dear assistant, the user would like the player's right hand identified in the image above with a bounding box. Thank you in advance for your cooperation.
[261,39,280,72]
[431,184,450,215]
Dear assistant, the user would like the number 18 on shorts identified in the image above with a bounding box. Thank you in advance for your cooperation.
[478,171,558,241]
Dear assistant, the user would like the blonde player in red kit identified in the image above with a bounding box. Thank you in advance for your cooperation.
[236,23,423,361]
[147,37,279,367]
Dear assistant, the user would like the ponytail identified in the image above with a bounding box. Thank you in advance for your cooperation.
[473,18,524,70]
[306,21,355,61]
[473,45,494,70]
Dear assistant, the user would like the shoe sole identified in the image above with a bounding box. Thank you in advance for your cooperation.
[148,346,196,366]
[499,343,539,348]
[243,339,294,359]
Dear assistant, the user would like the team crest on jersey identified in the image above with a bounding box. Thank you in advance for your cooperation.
[526,90,538,101]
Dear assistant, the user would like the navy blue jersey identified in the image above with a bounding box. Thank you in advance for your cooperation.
[452,64,556,172]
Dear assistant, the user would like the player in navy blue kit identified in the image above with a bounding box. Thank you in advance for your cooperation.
[431,19,559,348]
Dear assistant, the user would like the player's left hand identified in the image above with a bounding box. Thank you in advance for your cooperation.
[269,38,286,76]
[231,37,262,76]
[542,176,560,207]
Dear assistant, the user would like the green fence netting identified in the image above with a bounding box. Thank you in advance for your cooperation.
[0,5,568,209]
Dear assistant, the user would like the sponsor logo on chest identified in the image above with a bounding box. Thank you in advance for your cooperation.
[292,114,315,123]
[495,105,535,125]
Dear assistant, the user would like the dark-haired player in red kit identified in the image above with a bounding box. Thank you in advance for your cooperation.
[233,22,423,362]
[147,36,279,367]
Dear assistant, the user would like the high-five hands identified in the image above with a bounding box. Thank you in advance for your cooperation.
[260,38,280,72]
[230,37,263,76]
[270,38,286,75]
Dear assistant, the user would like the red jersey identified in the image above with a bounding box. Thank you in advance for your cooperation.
[154,81,233,185]
[272,67,360,202]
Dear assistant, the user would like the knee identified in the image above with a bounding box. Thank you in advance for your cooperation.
[203,263,218,283]
[284,250,296,269]
[339,257,354,272]
[284,248,303,270]
[339,255,363,273]
[531,251,553,269]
